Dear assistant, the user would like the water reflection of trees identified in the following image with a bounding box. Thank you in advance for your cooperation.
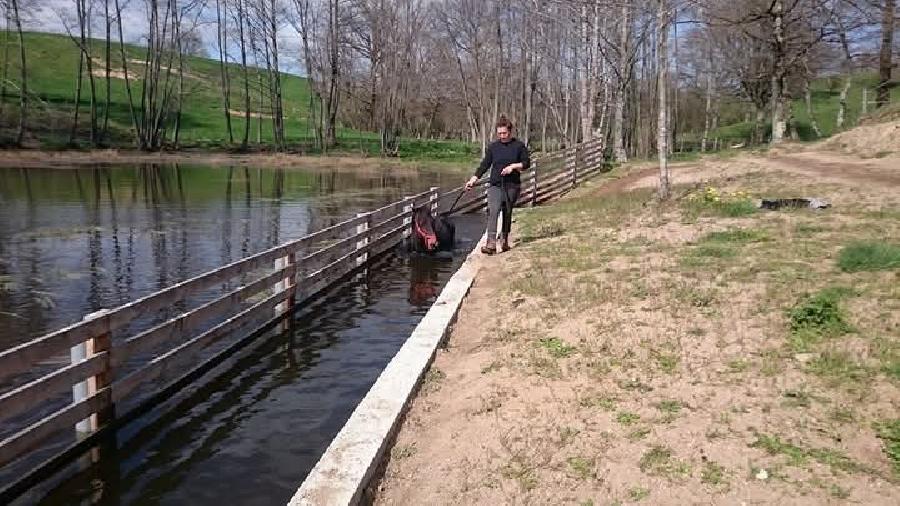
[0,163,452,349]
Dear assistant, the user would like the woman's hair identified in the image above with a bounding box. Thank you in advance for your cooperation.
[496,115,514,130]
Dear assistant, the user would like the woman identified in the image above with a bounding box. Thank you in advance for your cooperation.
[465,116,530,254]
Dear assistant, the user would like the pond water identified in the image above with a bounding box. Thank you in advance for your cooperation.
[0,163,485,505]
[0,163,466,351]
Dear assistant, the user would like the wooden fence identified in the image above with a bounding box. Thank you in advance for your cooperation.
[0,136,606,501]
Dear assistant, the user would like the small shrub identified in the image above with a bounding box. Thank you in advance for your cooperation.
[639,446,691,479]
[616,411,641,425]
[685,186,757,218]
[538,337,576,358]
[787,288,852,350]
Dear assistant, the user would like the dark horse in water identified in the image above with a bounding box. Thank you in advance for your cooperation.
[411,206,455,254]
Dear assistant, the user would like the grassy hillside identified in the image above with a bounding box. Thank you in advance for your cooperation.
[703,73,900,146]
[0,32,478,162]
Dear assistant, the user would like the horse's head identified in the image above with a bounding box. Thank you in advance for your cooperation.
[413,207,438,252]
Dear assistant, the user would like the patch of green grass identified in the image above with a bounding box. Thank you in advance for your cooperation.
[519,221,565,244]
[674,285,717,308]
[837,242,900,272]
[627,427,652,441]
[655,353,679,373]
[795,223,827,236]
[750,434,865,474]
[701,461,729,486]
[580,395,617,411]
[627,486,651,501]
[616,411,641,426]
[806,351,872,384]
[421,368,446,394]
[727,359,750,373]
[538,337,576,358]
[874,419,900,475]
[701,228,770,244]
[692,244,738,259]
[685,197,758,219]
[567,456,595,480]
[830,484,852,499]
[788,288,853,351]
[501,457,539,491]
[638,446,691,479]
[872,336,900,381]
[792,72,900,138]
[655,400,683,414]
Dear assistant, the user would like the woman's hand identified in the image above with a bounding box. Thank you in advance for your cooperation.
[464,175,478,191]
[501,163,520,176]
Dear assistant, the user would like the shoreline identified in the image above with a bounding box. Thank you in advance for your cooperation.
[0,149,474,171]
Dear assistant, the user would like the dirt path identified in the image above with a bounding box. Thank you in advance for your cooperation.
[621,149,900,195]
[767,152,900,187]
[373,147,900,505]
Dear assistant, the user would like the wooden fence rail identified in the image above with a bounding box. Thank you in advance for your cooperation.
[0,137,609,500]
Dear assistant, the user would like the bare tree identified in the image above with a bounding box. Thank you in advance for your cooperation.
[657,0,670,199]
[215,0,235,144]
[877,0,894,108]
[10,0,26,145]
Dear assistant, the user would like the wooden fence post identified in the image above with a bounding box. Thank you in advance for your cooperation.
[274,247,296,331]
[72,309,112,438]
[429,187,439,216]
[530,160,538,208]
[402,196,414,243]
[862,88,868,116]
[566,145,577,189]
[356,211,370,268]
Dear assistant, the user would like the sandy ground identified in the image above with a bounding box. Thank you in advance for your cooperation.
[372,141,900,505]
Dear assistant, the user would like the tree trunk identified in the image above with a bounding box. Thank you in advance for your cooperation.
[656,0,670,200]
[579,4,592,142]
[81,0,98,147]
[237,0,250,148]
[173,0,184,147]
[491,11,502,135]
[103,0,112,143]
[215,0,234,144]
[770,0,786,144]
[70,50,85,146]
[701,13,713,152]
[324,0,340,147]
[804,76,820,138]
[836,20,852,130]
[11,0,25,146]
[877,0,895,108]
[1,5,9,118]
[114,0,140,147]
[613,3,630,162]
[270,0,285,149]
